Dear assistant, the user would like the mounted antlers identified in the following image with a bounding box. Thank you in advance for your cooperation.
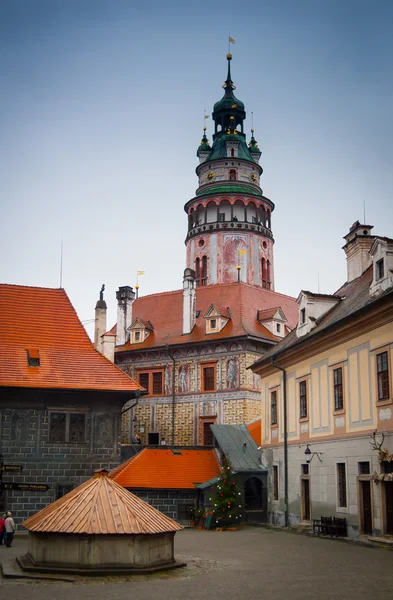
[369,431,393,464]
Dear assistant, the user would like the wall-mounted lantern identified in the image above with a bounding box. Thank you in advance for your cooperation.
[304,444,322,464]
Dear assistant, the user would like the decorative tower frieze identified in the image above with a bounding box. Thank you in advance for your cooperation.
[185,54,275,289]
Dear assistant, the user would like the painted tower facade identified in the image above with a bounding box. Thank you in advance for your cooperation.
[185,54,275,290]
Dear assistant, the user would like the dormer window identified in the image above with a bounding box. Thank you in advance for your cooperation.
[300,308,306,324]
[26,349,40,367]
[296,291,341,338]
[204,305,230,334]
[376,259,384,280]
[128,318,153,344]
[276,323,281,334]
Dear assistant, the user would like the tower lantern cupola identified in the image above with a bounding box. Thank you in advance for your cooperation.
[185,53,275,291]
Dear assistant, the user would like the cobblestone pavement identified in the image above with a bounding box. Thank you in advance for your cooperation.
[1,527,393,600]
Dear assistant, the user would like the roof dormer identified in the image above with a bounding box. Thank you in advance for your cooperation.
[128,318,153,344]
[257,307,288,338]
[204,305,231,334]
[296,291,341,338]
[369,237,393,297]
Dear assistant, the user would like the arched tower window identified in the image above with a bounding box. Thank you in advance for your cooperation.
[261,258,267,288]
[230,148,234,157]
[201,256,208,286]
[229,169,236,181]
[195,258,201,285]
[266,260,271,290]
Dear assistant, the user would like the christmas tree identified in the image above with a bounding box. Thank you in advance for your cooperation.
[209,457,242,525]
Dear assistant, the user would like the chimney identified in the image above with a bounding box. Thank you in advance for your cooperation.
[94,284,107,353]
[183,268,197,335]
[116,286,135,346]
[343,221,374,283]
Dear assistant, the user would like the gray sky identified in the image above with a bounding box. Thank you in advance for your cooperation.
[1,0,392,338]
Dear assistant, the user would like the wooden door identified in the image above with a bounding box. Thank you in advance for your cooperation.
[301,478,310,521]
[385,483,393,535]
[360,481,372,535]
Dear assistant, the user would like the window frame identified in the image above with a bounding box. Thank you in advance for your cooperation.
[299,379,308,420]
[333,366,344,412]
[336,462,348,511]
[201,361,217,392]
[137,369,165,397]
[272,464,279,502]
[376,258,385,281]
[48,410,87,444]
[271,390,278,426]
[376,350,390,402]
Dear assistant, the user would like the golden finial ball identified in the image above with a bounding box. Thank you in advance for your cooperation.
[226,53,232,60]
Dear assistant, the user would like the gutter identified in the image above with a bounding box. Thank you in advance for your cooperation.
[271,357,288,528]
[166,345,176,447]
[121,390,141,415]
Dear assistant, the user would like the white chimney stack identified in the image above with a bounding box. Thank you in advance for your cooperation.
[183,268,197,335]
[116,286,135,346]
[343,221,374,283]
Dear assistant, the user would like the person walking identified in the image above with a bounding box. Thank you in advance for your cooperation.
[4,512,15,547]
[0,514,5,545]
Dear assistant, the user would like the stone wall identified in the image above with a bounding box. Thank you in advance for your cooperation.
[264,434,393,538]
[0,407,122,524]
[130,488,197,522]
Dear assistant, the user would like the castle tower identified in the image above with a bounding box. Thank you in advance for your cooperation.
[184,53,275,289]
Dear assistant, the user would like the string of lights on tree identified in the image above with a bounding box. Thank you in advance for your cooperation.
[209,457,242,524]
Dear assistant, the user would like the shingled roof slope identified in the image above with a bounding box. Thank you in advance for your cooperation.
[110,448,219,489]
[22,469,182,534]
[0,284,143,392]
[251,266,393,369]
[115,282,298,351]
[210,424,265,471]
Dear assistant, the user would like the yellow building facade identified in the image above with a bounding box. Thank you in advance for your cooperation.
[252,222,393,538]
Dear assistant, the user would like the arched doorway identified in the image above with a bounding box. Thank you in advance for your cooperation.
[244,476,266,523]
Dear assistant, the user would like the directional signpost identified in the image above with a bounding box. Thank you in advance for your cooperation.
[2,483,49,492]
[1,465,23,472]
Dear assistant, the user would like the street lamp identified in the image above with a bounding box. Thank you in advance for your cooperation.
[304,444,322,464]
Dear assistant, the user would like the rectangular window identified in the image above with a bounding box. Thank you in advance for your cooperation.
[152,372,163,395]
[299,380,308,419]
[271,390,277,425]
[69,413,86,442]
[210,319,217,329]
[202,364,216,391]
[300,308,306,324]
[337,463,347,508]
[276,323,281,333]
[273,465,279,501]
[333,367,344,410]
[135,331,141,341]
[50,413,66,442]
[218,212,225,222]
[376,258,384,280]
[358,461,370,475]
[49,412,86,443]
[203,421,214,446]
[376,351,389,400]
[301,464,309,475]
[138,370,164,396]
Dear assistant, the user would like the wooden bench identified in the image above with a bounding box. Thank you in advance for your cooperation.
[313,516,347,537]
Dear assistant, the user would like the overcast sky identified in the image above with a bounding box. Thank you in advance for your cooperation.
[1,0,392,338]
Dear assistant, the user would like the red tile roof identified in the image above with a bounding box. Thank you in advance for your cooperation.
[247,419,262,446]
[110,448,220,489]
[0,284,143,392]
[115,282,297,352]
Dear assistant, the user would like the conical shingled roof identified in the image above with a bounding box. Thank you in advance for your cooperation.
[22,469,183,535]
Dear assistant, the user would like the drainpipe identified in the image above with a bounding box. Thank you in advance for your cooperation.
[271,358,288,528]
[166,345,176,447]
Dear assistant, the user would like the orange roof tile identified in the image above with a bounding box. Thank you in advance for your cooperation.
[247,419,262,446]
[115,282,297,352]
[23,469,182,534]
[0,284,143,392]
[110,448,219,489]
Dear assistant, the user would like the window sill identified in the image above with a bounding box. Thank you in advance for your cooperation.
[333,408,346,416]
[271,424,278,429]
[299,417,309,423]
[377,398,393,407]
